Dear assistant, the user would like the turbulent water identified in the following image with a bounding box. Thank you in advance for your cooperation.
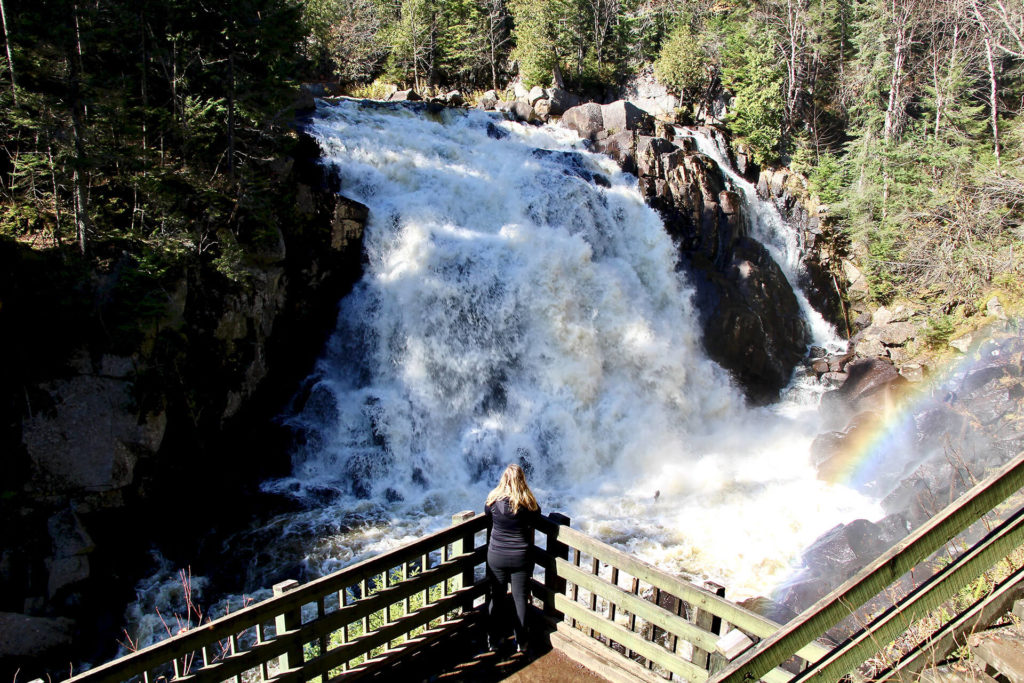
[126,99,878,647]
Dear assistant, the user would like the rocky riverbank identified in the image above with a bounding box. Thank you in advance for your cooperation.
[0,127,368,676]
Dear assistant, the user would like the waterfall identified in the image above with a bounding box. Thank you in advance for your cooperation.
[123,100,880,648]
[683,129,845,354]
[257,99,878,594]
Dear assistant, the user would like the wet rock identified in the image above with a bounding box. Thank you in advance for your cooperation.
[801,520,885,579]
[0,612,74,660]
[835,358,902,403]
[331,196,369,251]
[820,371,847,388]
[636,136,677,178]
[738,596,798,625]
[506,101,535,123]
[698,237,811,404]
[776,575,832,614]
[593,131,636,175]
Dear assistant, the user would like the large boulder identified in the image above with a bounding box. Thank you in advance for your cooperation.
[561,103,605,140]
[696,237,811,403]
[819,357,906,429]
[388,89,421,102]
[506,100,536,123]
[477,90,499,110]
[0,612,74,666]
[22,357,167,496]
[547,87,580,116]
[600,101,654,135]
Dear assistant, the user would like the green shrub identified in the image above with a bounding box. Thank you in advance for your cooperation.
[653,23,706,98]
[923,315,955,347]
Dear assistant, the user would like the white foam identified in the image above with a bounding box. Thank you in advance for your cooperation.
[246,100,883,601]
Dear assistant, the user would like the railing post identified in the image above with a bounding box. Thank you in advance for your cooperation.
[695,581,727,673]
[274,579,304,674]
[451,510,476,608]
[544,512,570,618]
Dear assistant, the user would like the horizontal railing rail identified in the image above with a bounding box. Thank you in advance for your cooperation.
[709,449,1024,683]
[532,513,829,682]
[69,452,1024,683]
[69,511,489,683]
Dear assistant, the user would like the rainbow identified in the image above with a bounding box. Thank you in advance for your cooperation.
[815,339,1000,490]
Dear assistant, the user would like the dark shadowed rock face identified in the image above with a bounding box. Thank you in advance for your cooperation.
[695,237,811,404]
[568,101,813,403]
[1,131,369,679]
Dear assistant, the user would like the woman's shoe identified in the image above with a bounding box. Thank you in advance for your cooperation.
[486,636,499,653]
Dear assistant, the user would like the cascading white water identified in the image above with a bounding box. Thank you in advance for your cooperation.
[262,99,877,590]
[124,100,877,648]
[684,130,845,353]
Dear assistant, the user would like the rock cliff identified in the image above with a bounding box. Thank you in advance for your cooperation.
[561,100,813,404]
[0,131,367,674]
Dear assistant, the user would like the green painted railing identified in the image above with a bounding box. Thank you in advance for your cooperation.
[68,510,488,683]
[708,449,1024,683]
[530,513,828,682]
[67,449,1024,683]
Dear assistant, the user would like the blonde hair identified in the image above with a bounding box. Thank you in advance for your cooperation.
[485,464,539,514]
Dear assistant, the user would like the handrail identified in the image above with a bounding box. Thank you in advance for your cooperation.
[69,450,1024,683]
[709,449,1024,683]
[535,515,829,662]
[69,511,489,683]
[533,513,825,682]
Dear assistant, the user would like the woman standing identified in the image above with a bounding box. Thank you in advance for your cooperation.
[484,463,542,654]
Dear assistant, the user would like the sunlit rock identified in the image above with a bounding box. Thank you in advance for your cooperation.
[561,102,604,140]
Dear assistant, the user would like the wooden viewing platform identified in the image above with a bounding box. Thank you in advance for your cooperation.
[66,450,1024,683]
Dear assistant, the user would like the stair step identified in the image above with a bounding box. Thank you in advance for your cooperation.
[918,665,1000,683]
[969,628,1024,683]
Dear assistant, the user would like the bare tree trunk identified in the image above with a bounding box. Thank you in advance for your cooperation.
[0,0,15,105]
[46,140,63,246]
[67,49,91,254]
[227,52,235,177]
[982,36,1001,166]
[139,8,148,155]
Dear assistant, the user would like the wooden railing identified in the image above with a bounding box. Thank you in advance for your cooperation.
[708,449,1024,683]
[69,511,489,683]
[530,513,829,682]
[69,449,1024,683]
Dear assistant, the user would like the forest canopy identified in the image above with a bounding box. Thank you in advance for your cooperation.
[0,0,1022,314]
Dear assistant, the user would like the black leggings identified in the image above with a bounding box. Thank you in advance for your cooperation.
[486,550,532,644]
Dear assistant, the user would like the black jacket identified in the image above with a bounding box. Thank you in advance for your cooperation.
[485,498,541,557]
